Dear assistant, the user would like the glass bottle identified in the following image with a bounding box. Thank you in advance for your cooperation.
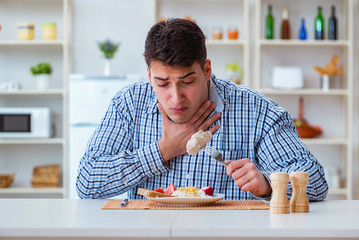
[281,6,290,39]
[328,5,337,40]
[298,18,307,40]
[314,6,324,40]
[265,5,274,39]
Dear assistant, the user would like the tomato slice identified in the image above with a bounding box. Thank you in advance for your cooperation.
[164,184,176,195]
[154,187,164,193]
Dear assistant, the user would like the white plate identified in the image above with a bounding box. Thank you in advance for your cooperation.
[146,193,225,206]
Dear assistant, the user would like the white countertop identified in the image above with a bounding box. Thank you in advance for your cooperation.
[0,199,358,240]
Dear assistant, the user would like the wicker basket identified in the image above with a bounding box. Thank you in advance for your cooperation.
[33,164,60,176]
[0,172,15,188]
[31,164,60,188]
[31,175,60,188]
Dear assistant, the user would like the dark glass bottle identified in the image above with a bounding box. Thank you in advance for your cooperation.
[328,5,337,40]
[299,18,307,40]
[281,6,290,39]
[265,5,274,39]
[314,6,324,40]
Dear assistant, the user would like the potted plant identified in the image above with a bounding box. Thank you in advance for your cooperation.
[98,39,120,75]
[30,62,53,89]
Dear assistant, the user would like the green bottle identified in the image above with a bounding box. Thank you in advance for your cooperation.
[314,6,324,40]
[265,5,274,39]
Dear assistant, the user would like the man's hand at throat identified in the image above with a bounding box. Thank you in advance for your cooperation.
[157,101,221,163]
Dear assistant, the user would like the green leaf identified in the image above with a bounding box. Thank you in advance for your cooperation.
[98,39,120,60]
[30,62,52,75]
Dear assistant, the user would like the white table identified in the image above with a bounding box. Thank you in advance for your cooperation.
[0,199,358,240]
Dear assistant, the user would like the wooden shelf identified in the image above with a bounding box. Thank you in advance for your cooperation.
[259,88,349,96]
[0,138,65,145]
[0,187,64,195]
[258,39,350,47]
[302,138,349,146]
[206,39,245,46]
[328,188,348,195]
[0,89,65,95]
[0,40,65,46]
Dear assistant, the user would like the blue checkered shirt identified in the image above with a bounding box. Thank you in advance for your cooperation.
[76,74,328,200]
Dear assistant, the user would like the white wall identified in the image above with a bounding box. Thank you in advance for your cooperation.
[72,0,154,79]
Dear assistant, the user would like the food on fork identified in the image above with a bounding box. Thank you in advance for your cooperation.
[186,130,212,155]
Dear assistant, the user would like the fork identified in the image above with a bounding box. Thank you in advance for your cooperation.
[202,146,228,167]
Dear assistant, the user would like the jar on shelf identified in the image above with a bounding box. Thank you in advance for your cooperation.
[226,63,243,85]
[17,23,34,40]
[211,27,223,40]
[227,27,239,40]
[42,23,57,40]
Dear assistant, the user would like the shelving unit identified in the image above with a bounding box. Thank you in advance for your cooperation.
[0,0,71,198]
[357,0,359,200]
[255,0,353,199]
[153,0,250,86]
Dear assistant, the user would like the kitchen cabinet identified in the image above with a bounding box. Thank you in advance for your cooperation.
[153,0,250,86]
[0,0,71,198]
[254,0,353,199]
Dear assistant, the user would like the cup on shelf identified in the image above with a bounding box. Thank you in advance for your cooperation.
[0,82,21,91]
[212,27,223,40]
[42,23,57,40]
[227,26,239,40]
[324,167,340,189]
[17,22,35,40]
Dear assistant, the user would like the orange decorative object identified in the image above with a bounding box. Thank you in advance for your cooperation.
[228,29,239,40]
[182,16,196,23]
[313,55,343,77]
[293,97,322,138]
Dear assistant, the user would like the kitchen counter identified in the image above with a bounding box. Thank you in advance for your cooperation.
[0,199,358,240]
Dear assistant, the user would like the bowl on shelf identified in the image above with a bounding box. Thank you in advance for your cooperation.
[0,172,15,188]
[294,122,322,138]
[293,97,322,139]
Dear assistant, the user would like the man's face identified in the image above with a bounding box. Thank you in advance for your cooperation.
[147,60,212,123]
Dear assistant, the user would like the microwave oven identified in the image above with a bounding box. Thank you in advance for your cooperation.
[0,107,51,138]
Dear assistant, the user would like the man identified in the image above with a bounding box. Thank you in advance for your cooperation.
[76,18,328,200]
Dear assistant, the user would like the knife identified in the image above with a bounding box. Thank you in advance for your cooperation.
[120,199,129,207]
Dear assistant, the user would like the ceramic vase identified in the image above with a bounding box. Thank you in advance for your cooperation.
[321,74,336,91]
[104,60,111,76]
[36,74,50,89]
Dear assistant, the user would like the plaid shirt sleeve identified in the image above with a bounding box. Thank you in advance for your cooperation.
[76,85,168,199]
[252,94,328,201]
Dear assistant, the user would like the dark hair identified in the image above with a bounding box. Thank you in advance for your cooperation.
[144,18,207,69]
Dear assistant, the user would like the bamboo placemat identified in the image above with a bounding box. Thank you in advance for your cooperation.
[102,200,269,210]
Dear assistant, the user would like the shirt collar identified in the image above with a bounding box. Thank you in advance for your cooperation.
[146,74,226,114]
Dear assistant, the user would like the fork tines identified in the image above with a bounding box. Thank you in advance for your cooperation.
[203,146,216,155]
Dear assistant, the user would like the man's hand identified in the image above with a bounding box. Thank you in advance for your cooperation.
[157,100,220,162]
[226,159,272,197]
